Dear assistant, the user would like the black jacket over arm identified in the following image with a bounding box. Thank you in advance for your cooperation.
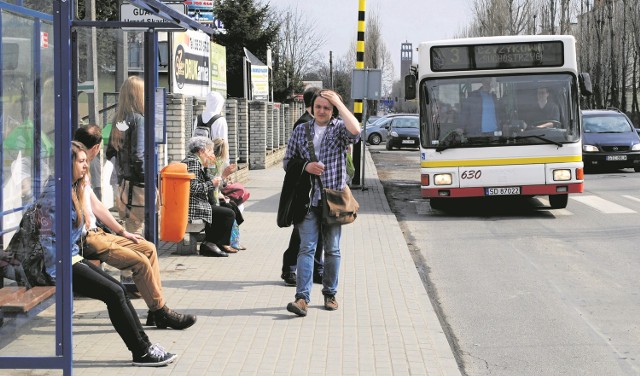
[277,158,312,227]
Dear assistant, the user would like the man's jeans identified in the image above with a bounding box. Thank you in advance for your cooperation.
[294,207,341,302]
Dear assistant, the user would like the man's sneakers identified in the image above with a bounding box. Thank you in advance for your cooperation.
[132,343,177,367]
[324,295,338,311]
[151,306,197,330]
[286,298,308,317]
[281,272,296,286]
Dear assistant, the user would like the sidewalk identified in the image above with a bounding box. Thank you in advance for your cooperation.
[5,150,461,375]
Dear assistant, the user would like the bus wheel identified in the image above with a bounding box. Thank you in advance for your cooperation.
[430,198,444,210]
[549,194,568,209]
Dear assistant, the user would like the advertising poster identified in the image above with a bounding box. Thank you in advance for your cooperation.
[210,42,227,97]
[172,30,210,99]
[251,65,269,101]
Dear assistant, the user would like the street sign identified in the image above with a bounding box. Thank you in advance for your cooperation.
[351,69,382,100]
[120,2,187,23]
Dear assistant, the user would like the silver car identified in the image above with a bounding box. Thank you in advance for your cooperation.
[363,114,415,145]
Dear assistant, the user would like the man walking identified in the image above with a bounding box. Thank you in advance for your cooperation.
[283,90,360,317]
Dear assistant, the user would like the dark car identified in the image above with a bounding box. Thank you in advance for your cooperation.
[385,115,419,150]
[582,109,640,172]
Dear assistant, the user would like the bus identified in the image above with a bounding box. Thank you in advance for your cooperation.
[405,35,592,209]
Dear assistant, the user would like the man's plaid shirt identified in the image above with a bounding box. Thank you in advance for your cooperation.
[284,118,359,206]
[183,153,215,223]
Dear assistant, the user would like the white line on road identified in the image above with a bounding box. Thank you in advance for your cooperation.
[571,195,636,213]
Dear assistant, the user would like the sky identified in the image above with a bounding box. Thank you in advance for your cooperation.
[268,0,474,80]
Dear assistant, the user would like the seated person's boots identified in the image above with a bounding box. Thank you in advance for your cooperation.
[152,305,197,330]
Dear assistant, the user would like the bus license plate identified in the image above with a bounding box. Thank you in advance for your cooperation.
[402,140,415,144]
[606,155,627,161]
[485,187,521,196]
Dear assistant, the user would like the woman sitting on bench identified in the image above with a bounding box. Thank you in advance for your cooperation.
[24,142,178,367]
[182,136,237,257]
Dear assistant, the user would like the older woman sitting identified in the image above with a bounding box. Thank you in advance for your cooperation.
[182,136,236,257]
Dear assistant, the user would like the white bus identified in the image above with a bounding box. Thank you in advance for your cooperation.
[405,35,592,209]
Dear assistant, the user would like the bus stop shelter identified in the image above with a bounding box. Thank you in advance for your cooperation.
[0,1,216,374]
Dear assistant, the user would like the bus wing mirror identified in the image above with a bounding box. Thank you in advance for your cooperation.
[405,74,416,100]
[579,73,593,96]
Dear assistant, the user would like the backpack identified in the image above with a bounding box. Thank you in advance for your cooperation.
[193,114,222,138]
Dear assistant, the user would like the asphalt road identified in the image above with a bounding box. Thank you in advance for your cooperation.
[368,144,640,376]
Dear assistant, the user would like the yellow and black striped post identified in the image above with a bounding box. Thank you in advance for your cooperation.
[352,0,366,186]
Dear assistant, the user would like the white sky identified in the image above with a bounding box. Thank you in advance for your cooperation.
[268,0,474,79]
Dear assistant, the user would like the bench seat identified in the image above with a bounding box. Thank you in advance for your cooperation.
[174,219,205,255]
[0,286,56,314]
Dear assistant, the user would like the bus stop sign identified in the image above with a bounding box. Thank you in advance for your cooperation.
[351,69,382,100]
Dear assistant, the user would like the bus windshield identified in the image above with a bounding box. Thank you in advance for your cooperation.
[420,73,579,150]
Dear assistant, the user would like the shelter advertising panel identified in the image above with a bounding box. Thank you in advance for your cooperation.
[172,30,210,98]
[210,42,227,96]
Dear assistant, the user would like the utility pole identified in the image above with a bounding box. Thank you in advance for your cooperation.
[329,51,334,89]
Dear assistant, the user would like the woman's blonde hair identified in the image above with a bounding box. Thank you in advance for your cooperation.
[71,141,88,228]
[212,138,228,161]
[110,76,145,151]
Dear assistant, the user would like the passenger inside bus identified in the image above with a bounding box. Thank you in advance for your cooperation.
[459,77,504,135]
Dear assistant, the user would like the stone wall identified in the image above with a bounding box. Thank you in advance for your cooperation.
[162,96,306,180]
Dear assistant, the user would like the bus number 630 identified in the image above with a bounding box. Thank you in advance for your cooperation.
[461,170,482,179]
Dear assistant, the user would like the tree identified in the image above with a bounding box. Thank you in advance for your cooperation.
[270,5,326,102]
[212,0,279,98]
[363,9,395,116]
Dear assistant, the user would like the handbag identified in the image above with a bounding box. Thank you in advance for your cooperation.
[221,182,250,205]
[303,123,359,226]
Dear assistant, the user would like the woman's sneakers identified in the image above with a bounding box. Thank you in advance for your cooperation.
[151,306,197,330]
[132,343,177,367]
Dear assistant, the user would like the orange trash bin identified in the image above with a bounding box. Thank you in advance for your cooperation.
[159,163,195,242]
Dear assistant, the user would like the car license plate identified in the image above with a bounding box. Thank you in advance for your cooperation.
[485,187,521,196]
[402,139,415,144]
[606,155,627,161]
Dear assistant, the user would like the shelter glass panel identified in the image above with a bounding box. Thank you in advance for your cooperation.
[1,10,57,357]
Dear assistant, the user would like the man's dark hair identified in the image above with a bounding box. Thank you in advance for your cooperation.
[73,124,103,149]
[303,87,320,108]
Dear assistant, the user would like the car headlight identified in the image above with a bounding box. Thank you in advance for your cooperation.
[390,131,398,137]
[632,143,640,151]
[434,173,452,185]
[553,169,572,181]
[583,144,598,152]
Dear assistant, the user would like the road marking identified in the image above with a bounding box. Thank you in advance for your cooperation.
[571,195,636,213]
[623,195,640,204]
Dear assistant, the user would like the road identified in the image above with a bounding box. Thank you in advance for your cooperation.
[368,144,640,376]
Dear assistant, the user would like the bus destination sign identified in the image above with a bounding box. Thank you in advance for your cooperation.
[430,41,564,72]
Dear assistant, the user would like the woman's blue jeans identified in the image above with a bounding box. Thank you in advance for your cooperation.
[294,207,341,302]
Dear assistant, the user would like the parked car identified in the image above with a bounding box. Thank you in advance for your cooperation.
[582,109,640,172]
[385,115,420,150]
[366,115,380,125]
[363,114,413,145]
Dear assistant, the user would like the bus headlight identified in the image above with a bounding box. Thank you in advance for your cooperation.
[583,144,598,152]
[553,169,572,181]
[434,173,452,185]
